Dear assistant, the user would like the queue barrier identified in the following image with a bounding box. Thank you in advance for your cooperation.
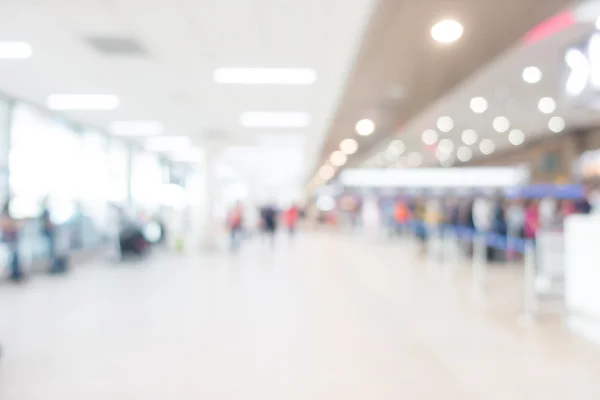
[402,220,564,320]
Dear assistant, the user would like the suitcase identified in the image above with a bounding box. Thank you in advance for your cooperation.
[50,255,69,274]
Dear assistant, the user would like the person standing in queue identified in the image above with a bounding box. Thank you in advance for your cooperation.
[260,204,278,248]
[41,198,55,269]
[283,204,299,238]
[1,201,24,283]
[227,201,244,252]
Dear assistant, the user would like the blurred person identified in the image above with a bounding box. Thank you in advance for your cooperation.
[361,196,382,237]
[538,196,557,230]
[472,196,492,233]
[393,198,410,235]
[1,201,24,282]
[490,197,507,262]
[227,201,244,251]
[506,199,525,239]
[260,204,278,247]
[523,200,539,240]
[40,197,57,271]
[559,199,576,223]
[283,204,299,237]
[413,198,428,255]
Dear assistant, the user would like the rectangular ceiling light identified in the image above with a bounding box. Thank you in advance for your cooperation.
[110,120,164,136]
[46,94,119,110]
[240,112,311,128]
[146,136,191,152]
[0,42,32,59]
[214,68,317,85]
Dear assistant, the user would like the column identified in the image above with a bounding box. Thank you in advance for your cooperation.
[0,97,13,205]
[186,141,221,251]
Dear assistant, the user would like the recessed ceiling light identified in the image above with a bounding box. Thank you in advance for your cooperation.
[437,116,454,132]
[508,129,525,145]
[213,68,317,85]
[437,138,455,154]
[457,146,473,162]
[390,140,406,155]
[355,119,375,136]
[0,41,32,59]
[146,136,191,152]
[240,112,310,127]
[431,19,464,44]
[435,147,452,162]
[319,164,335,180]
[330,150,347,167]
[493,116,510,133]
[479,139,495,155]
[470,97,488,113]
[407,152,423,167]
[461,129,478,145]
[340,138,358,155]
[522,66,542,84]
[46,94,119,110]
[538,97,556,114]
[110,120,164,136]
[548,116,565,133]
[422,129,439,145]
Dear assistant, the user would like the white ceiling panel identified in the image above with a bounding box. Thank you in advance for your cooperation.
[0,0,376,193]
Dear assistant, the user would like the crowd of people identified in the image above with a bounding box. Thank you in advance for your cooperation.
[226,203,301,251]
[334,192,593,261]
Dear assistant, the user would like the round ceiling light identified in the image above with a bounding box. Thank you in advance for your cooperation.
[437,138,455,154]
[538,97,556,114]
[407,152,423,167]
[493,116,510,133]
[318,164,335,180]
[522,66,542,84]
[330,150,347,166]
[479,139,495,155]
[355,119,375,136]
[439,156,455,168]
[431,19,464,44]
[461,129,478,145]
[456,146,473,162]
[390,140,406,154]
[470,97,488,114]
[422,129,439,145]
[508,129,525,145]
[340,138,359,155]
[437,116,454,132]
[548,116,565,133]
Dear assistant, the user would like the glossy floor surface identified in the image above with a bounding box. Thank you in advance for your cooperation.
[1,232,599,399]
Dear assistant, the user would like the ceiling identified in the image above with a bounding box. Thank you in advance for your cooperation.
[0,0,376,191]
[362,2,600,169]
[314,0,573,180]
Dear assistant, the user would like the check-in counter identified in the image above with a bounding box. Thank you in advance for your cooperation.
[564,214,600,345]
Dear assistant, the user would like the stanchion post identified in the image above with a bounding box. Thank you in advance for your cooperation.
[521,240,538,322]
[472,232,486,296]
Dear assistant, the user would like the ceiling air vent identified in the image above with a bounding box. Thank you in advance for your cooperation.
[85,36,147,56]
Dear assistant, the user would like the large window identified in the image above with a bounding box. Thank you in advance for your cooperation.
[107,140,129,205]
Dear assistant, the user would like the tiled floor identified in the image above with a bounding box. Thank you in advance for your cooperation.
[1,232,599,399]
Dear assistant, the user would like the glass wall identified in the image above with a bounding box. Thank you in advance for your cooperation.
[130,150,163,213]
[0,95,10,207]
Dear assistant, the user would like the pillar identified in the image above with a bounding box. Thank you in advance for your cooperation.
[186,140,221,251]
